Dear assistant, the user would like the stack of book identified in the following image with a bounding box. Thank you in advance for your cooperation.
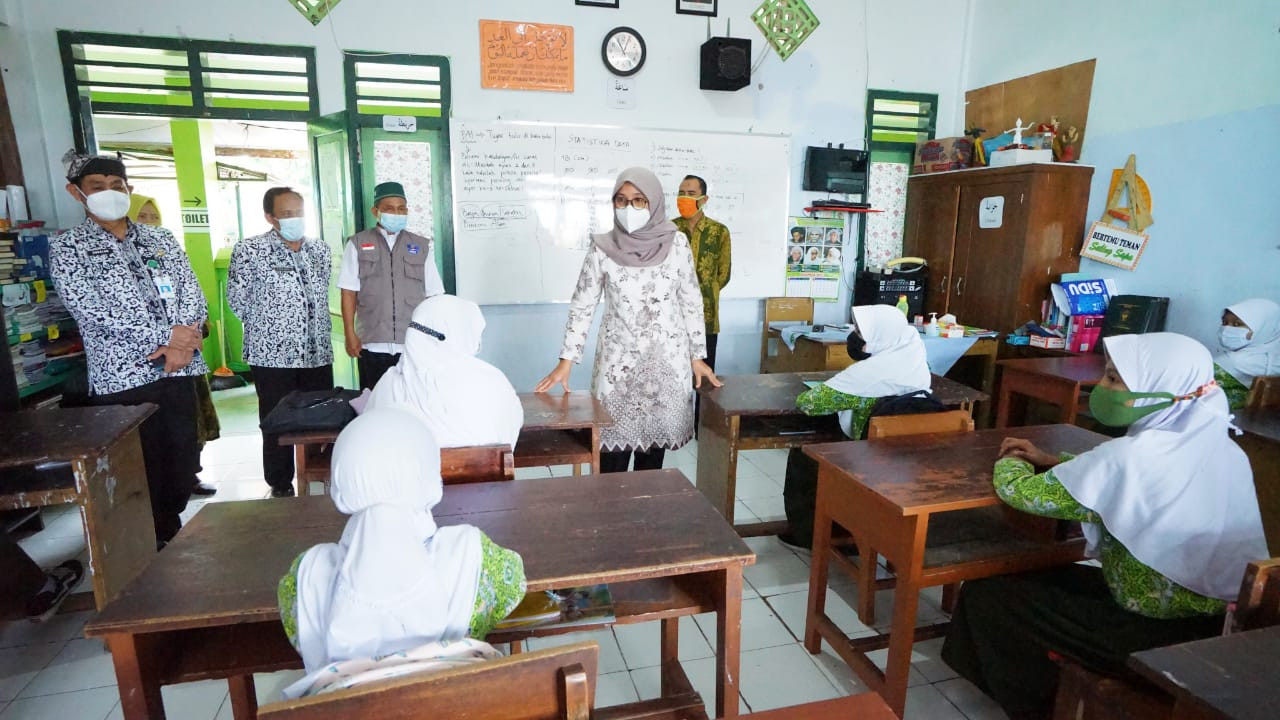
[0,230,50,285]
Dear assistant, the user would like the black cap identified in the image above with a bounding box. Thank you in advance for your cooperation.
[65,154,128,183]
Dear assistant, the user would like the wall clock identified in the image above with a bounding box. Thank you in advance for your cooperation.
[602,26,646,76]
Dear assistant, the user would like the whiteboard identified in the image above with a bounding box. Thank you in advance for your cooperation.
[452,119,790,304]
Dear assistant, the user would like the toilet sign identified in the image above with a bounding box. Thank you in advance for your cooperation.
[181,207,210,231]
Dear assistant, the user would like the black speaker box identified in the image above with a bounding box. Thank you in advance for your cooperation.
[700,37,751,91]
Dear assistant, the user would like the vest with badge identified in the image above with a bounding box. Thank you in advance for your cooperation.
[350,228,431,345]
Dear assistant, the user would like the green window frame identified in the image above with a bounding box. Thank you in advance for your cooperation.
[58,30,319,151]
[865,89,938,164]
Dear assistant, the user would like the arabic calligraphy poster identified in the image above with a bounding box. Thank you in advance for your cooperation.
[785,216,843,302]
[479,19,574,93]
[1081,221,1148,271]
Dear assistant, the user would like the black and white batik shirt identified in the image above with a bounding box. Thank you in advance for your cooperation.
[226,229,333,369]
[50,218,209,396]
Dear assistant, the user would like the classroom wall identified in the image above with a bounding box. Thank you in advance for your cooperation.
[1,0,972,388]
[965,0,1280,349]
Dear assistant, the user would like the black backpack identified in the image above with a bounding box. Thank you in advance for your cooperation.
[260,388,362,434]
[779,389,946,549]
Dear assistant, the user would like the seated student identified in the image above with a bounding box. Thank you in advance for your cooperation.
[796,304,931,439]
[779,305,932,548]
[366,295,523,449]
[1214,298,1280,409]
[277,407,527,698]
[941,333,1269,719]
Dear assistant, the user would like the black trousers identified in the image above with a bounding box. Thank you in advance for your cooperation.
[357,350,400,390]
[0,532,45,618]
[693,333,718,435]
[87,377,198,544]
[252,364,334,490]
[600,448,666,473]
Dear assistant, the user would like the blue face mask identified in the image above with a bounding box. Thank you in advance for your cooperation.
[379,212,408,234]
[277,217,306,242]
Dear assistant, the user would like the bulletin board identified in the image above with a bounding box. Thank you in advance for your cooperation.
[451,119,790,305]
[965,59,1096,155]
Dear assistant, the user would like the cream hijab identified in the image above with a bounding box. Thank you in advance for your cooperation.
[1053,333,1268,600]
[1215,298,1280,387]
[825,305,932,436]
[367,295,523,449]
[590,167,678,267]
[287,407,484,697]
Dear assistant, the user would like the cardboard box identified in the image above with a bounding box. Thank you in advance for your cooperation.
[912,137,973,174]
[989,148,1053,167]
[1029,334,1066,350]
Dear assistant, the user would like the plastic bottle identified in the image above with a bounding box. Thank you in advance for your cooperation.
[895,294,909,316]
[926,312,940,337]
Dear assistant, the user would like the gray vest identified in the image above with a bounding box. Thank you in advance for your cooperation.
[350,228,431,345]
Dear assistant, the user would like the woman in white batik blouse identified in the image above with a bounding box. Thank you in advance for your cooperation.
[536,167,722,472]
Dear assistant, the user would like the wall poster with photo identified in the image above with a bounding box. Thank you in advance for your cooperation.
[785,216,843,302]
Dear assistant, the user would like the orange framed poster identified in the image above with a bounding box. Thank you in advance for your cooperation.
[479,20,574,93]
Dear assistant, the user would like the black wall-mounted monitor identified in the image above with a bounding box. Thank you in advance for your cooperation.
[803,146,868,194]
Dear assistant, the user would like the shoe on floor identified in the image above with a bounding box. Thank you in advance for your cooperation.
[271,486,296,498]
[191,481,218,496]
[26,560,84,623]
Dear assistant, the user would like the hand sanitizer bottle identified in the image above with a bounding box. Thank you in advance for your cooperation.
[926,312,940,337]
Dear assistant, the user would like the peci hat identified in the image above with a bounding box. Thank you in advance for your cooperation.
[64,152,127,183]
[373,182,407,205]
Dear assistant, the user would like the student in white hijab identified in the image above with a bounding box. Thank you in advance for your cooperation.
[781,305,934,548]
[1214,297,1280,409]
[276,406,526,698]
[798,304,932,438]
[942,333,1269,718]
[367,295,524,449]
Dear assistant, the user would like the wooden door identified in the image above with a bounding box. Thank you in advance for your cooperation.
[950,179,1029,332]
[902,178,961,315]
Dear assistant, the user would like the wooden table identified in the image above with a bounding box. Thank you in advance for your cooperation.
[283,392,614,493]
[1129,625,1280,720]
[995,354,1106,428]
[696,372,988,537]
[0,405,156,610]
[85,470,754,720]
[802,424,1107,716]
[766,330,1000,424]
[1235,407,1280,554]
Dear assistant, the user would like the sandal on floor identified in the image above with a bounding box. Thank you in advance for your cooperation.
[26,560,85,623]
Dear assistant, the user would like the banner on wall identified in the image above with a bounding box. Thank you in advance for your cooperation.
[785,216,843,302]
[479,19,575,93]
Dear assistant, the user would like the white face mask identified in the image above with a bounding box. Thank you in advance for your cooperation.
[1219,325,1251,351]
[79,188,131,222]
[615,206,650,234]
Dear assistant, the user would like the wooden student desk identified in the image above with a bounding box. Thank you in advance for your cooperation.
[765,329,1000,424]
[0,405,157,611]
[1129,625,1280,720]
[802,424,1108,717]
[282,392,614,493]
[695,371,988,537]
[995,354,1107,428]
[85,470,754,720]
[1234,407,1280,553]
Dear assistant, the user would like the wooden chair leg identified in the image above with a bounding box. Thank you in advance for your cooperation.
[941,583,960,614]
[509,639,524,654]
[228,674,258,720]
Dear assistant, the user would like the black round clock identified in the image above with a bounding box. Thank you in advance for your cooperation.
[602,26,646,77]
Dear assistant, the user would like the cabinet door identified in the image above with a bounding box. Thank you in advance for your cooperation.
[950,181,1029,332]
[902,180,961,315]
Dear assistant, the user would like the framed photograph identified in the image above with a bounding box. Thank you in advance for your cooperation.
[577,0,620,7]
[676,0,717,16]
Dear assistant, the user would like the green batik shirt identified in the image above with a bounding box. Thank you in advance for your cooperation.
[994,455,1226,619]
[796,384,879,439]
[673,215,731,335]
[1214,363,1250,411]
[278,532,527,649]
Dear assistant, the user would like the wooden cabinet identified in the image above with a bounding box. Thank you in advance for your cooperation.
[902,163,1094,334]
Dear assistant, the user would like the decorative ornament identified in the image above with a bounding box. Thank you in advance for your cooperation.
[751,0,820,61]
[287,0,342,26]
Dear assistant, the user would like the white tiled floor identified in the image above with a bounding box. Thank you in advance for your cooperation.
[0,390,1007,718]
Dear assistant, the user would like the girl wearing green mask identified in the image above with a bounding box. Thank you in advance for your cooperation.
[941,332,1269,719]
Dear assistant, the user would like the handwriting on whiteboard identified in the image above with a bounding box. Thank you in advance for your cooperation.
[459,202,533,230]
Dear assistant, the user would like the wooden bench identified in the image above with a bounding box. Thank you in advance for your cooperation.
[745,693,897,719]
[258,642,600,720]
